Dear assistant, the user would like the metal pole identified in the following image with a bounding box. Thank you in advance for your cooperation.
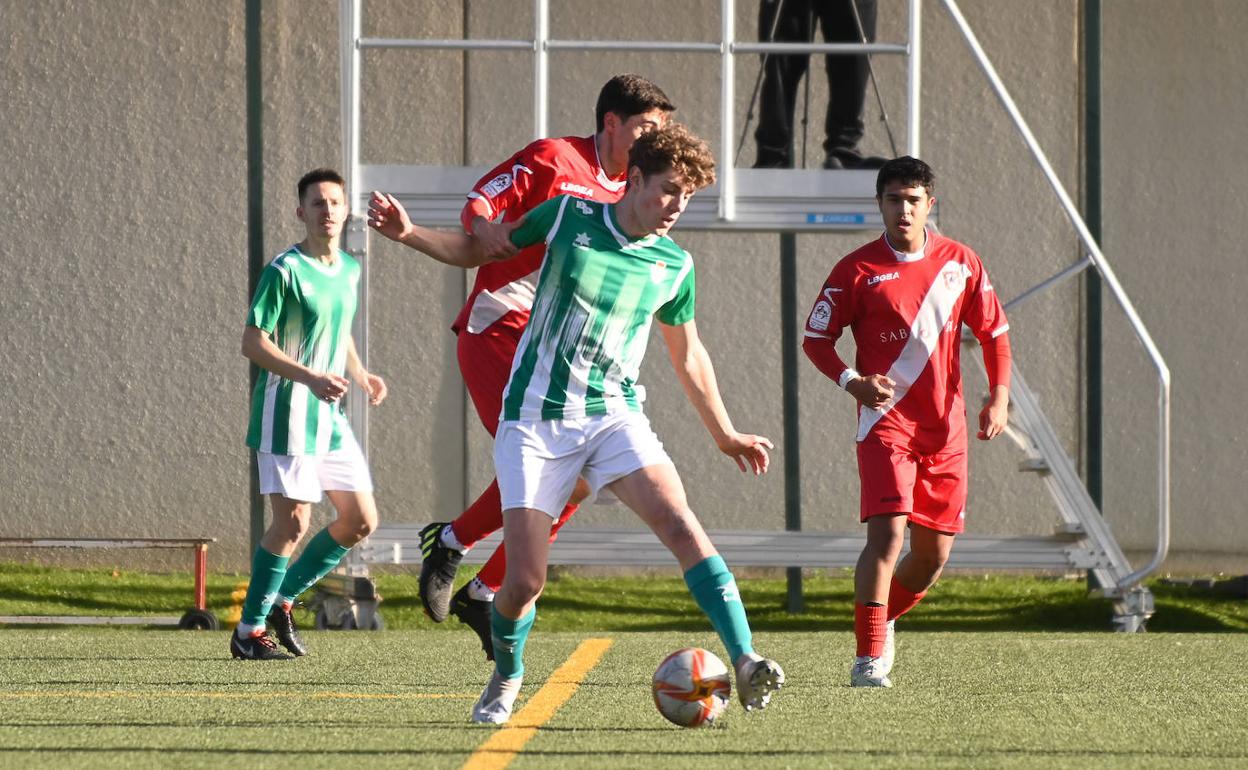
[534,0,549,140]
[720,0,736,221]
[1083,0,1104,513]
[907,0,922,157]
[781,233,803,613]
[246,0,265,555]
[340,0,369,456]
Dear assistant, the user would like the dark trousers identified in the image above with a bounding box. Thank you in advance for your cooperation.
[754,0,878,167]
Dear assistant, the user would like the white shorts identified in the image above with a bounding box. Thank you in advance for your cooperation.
[494,411,673,518]
[257,432,374,503]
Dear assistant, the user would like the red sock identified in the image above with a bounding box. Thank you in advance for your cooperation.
[855,603,888,657]
[472,501,580,593]
[449,479,504,548]
[887,576,927,621]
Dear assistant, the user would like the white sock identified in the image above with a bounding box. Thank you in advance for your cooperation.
[439,525,466,553]
[236,622,263,637]
[468,577,496,602]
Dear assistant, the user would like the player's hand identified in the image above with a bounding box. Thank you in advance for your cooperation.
[308,372,350,402]
[846,374,895,411]
[361,372,388,406]
[367,191,412,243]
[977,387,1009,440]
[717,432,774,475]
[471,217,520,260]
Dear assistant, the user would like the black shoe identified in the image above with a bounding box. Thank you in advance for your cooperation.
[230,629,289,660]
[450,584,495,662]
[822,155,847,170]
[418,522,463,622]
[267,603,308,656]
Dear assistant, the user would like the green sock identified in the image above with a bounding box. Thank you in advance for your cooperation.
[277,527,351,603]
[684,555,754,664]
[491,605,536,680]
[240,547,290,628]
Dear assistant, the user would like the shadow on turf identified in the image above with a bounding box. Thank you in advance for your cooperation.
[539,590,1245,633]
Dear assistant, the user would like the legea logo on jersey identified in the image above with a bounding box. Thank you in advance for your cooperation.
[650,260,667,283]
[867,271,900,286]
[565,183,596,198]
[575,199,595,215]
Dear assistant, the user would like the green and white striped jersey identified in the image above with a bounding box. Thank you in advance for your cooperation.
[246,245,360,455]
[502,195,696,421]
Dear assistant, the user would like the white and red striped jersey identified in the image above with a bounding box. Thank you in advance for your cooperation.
[453,135,627,335]
[803,230,1009,450]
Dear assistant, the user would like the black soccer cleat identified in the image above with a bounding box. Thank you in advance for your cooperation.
[230,629,289,661]
[267,603,308,656]
[450,583,495,662]
[418,521,463,622]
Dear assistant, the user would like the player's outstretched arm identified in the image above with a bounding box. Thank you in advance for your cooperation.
[660,320,772,475]
[367,191,505,269]
[346,336,387,406]
[241,325,348,402]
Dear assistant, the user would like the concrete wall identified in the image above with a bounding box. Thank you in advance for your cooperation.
[1,0,1242,572]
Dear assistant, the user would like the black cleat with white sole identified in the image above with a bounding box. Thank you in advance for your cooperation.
[450,583,495,661]
[418,521,463,622]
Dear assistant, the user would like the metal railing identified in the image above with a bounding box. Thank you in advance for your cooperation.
[339,0,920,223]
[942,0,1170,594]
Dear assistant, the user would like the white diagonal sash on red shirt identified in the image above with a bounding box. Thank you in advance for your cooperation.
[857,259,972,441]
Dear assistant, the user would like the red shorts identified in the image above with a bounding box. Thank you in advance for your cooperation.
[456,322,524,437]
[856,433,968,534]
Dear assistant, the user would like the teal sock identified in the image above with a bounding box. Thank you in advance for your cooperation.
[684,555,754,664]
[491,605,536,680]
[240,547,290,628]
[277,527,351,602]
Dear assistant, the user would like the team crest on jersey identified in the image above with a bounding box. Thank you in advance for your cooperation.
[575,199,595,215]
[481,173,513,198]
[943,265,969,291]
[809,301,832,331]
[650,260,667,283]
[574,232,591,248]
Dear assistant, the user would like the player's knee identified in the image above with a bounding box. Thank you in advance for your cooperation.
[502,571,545,605]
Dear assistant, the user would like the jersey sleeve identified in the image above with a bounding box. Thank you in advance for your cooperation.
[247,261,287,333]
[802,260,856,385]
[961,252,1010,344]
[508,195,568,251]
[461,140,560,230]
[656,257,696,326]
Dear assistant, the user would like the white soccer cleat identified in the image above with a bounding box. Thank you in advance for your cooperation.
[471,671,523,724]
[735,654,785,711]
[880,619,896,676]
[850,655,892,688]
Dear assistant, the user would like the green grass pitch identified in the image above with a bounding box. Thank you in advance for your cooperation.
[2,628,1246,768]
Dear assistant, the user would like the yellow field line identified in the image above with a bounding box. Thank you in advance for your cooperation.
[0,690,475,701]
[461,637,613,770]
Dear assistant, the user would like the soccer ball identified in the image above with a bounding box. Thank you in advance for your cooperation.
[651,647,731,727]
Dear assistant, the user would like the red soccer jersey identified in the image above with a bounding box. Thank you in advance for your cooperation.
[452,134,627,335]
[803,230,1009,451]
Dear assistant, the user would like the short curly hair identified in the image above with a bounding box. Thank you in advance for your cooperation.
[627,123,716,191]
